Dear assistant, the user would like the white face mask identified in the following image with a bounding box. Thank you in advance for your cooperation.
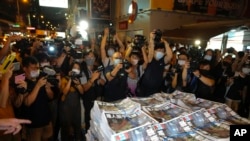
[177,60,185,66]
[72,69,80,75]
[154,51,164,60]
[242,67,250,74]
[204,55,212,61]
[107,49,115,57]
[30,70,40,78]
[40,62,50,67]
[131,59,139,65]
[113,59,121,66]
[85,58,95,66]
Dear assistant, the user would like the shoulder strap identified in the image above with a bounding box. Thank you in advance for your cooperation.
[137,65,141,78]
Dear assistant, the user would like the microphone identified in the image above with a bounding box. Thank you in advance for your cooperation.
[43,67,56,76]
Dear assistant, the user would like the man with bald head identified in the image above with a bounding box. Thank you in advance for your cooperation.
[104,52,132,102]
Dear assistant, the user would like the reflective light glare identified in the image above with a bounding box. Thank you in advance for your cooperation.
[79,20,89,30]
[49,46,55,52]
[128,4,133,14]
[195,40,201,45]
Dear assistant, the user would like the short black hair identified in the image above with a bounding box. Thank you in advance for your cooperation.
[178,52,189,59]
[36,52,50,63]
[154,42,165,50]
[22,56,39,68]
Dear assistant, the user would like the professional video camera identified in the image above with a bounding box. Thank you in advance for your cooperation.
[40,66,59,86]
[14,38,33,51]
[132,35,146,49]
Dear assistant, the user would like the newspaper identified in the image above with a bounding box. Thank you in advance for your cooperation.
[172,96,223,111]
[207,104,250,125]
[130,97,165,106]
[142,102,191,123]
[111,123,159,141]
[182,109,230,141]
[153,117,212,141]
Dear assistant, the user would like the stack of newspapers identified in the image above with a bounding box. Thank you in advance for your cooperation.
[87,98,160,141]
[86,91,250,141]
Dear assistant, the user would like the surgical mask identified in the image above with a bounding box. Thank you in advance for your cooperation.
[85,58,95,66]
[75,59,83,63]
[177,60,185,66]
[131,59,139,65]
[242,67,250,74]
[72,69,80,75]
[40,62,50,67]
[113,59,121,66]
[30,70,40,78]
[107,49,115,57]
[154,51,164,60]
[204,55,212,61]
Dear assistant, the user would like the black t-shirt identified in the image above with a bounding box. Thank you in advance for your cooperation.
[195,72,215,101]
[139,57,165,97]
[22,79,51,128]
[104,65,128,102]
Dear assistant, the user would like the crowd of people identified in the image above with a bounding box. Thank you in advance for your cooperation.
[0,28,250,141]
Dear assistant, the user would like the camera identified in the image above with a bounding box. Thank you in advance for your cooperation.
[14,38,33,51]
[154,29,162,43]
[132,35,146,49]
[96,65,104,72]
[172,64,182,74]
[40,67,59,86]
[122,59,132,69]
[189,60,199,72]
[70,72,82,80]
[227,47,234,53]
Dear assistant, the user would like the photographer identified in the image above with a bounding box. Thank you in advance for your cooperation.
[59,62,84,141]
[135,29,173,97]
[104,52,132,101]
[125,40,148,96]
[16,56,55,141]
[100,28,125,68]
[192,60,215,101]
[171,52,191,92]
[80,50,105,131]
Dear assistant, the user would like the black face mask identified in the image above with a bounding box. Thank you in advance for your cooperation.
[222,61,231,67]
[199,69,210,76]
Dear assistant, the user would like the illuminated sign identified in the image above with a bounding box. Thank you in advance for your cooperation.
[26,27,36,30]
[39,0,68,8]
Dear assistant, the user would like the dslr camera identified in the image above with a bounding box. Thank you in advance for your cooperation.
[154,29,162,43]
[132,35,146,49]
[122,59,132,69]
[227,47,234,53]
[40,67,59,86]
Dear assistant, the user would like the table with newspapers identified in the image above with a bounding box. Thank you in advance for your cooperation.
[86,90,250,141]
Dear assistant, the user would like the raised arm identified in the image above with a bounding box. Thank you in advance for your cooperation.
[100,28,109,63]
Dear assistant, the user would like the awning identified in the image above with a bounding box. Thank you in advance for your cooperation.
[163,19,250,44]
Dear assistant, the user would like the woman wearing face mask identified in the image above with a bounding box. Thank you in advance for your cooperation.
[80,50,106,131]
[192,60,215,101]
[171,52,191,92]
[124,43,148,96]
[59,62,84,141]
[135,31,173,97]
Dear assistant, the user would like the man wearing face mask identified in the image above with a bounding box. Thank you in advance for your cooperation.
[135,31,173,97]
[171,52,191,92]
[80,50,106,131]
[17,56,55,141]
[100,28,125,68]
[104,52,132,101]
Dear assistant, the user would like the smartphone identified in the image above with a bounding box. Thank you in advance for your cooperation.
[13,62,20,71]
[15,73,25,84]
[0,53,16,73]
